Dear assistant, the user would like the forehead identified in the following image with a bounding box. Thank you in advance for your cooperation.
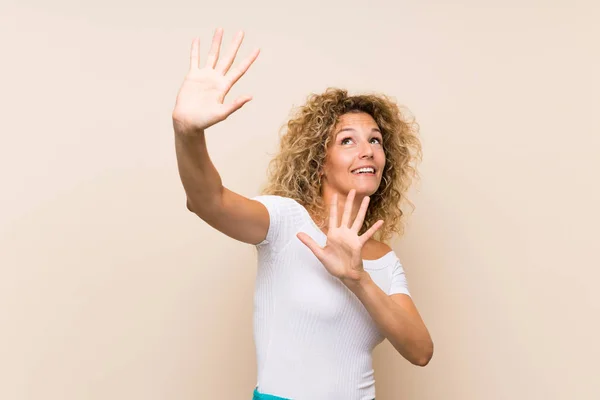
[334,112,379,132]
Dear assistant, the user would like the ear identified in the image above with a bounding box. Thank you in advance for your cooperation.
[319,158,329,178]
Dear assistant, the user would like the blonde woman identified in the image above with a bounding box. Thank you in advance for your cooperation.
[172,28,433,400]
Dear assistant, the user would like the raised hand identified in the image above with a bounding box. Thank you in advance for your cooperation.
[172,28,260,134]
[296,189,384,283]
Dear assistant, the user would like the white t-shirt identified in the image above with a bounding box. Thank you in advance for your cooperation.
[251,195,411,400]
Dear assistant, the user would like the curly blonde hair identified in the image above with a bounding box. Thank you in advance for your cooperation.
[259,87,422,243]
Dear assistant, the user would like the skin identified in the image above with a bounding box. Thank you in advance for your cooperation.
[296,113,434,366]
[174,27,433,367]
[320,112,387,235]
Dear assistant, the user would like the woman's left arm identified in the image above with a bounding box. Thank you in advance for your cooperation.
[296,189,434,366]
[343,273,434,366]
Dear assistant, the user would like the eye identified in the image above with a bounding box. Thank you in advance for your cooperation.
[340,137,382,145]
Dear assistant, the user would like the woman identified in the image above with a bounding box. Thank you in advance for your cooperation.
[172,28,433,400]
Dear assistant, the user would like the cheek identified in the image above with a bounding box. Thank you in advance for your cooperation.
[377,149,386,166]
[327,152,354,171]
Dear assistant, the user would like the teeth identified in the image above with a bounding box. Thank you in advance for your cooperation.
[353,167,375,174]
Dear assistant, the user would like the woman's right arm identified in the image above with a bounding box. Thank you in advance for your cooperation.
[172,28,268,245]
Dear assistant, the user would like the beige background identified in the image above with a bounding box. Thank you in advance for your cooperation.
[1,1,598,399]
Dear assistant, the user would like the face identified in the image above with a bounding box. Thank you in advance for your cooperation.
[321,112,386,198]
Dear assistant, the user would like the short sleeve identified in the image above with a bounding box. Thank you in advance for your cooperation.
[251,195,306,252]
[389,258,411,296]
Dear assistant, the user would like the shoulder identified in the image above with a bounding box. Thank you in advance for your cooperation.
[250,195,308,246]
[363,238,392,259]
[252,194,301,205]
[251,194,290,204]
[251,195,302,212]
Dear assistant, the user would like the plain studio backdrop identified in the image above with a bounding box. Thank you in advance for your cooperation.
[0,1,598,399]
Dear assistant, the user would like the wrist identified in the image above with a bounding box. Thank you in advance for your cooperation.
[341,270,372,292]
[172,118,206,138]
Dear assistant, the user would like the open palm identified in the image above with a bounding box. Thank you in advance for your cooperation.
[297,189,384,282]
[172,28,260,132]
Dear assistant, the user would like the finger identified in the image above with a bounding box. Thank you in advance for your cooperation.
[329,193,338,229]
[351,196,370,233]
[205,27,224,69]
[359,220,384,245]
[215,30,244,74]
[223,95,253,116]
[190,37,200,70]
[296,232,325,260]
[341,189,355,228]
[226,48,260,87]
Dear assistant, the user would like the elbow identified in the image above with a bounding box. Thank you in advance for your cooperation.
[185,188,224,215]
[186,197,206,214]
[186,198,195,213]
[412,341,434,367]
[414,354,432,367]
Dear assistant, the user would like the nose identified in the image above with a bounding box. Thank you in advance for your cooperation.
[359,141,374,159]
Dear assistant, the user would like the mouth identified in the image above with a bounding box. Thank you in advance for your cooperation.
[351,167,377,176]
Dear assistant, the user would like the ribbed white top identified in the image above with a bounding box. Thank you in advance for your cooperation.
[251,195,411,400]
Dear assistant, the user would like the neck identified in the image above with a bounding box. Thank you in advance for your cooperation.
[320,186,368,231]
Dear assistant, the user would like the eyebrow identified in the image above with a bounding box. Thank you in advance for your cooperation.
[336,127,382,136]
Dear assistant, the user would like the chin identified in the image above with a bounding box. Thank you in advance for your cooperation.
[350,183,381,196]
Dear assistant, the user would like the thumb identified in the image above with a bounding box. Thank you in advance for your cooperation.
[296,232,324,260]
[224,95,252,116]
